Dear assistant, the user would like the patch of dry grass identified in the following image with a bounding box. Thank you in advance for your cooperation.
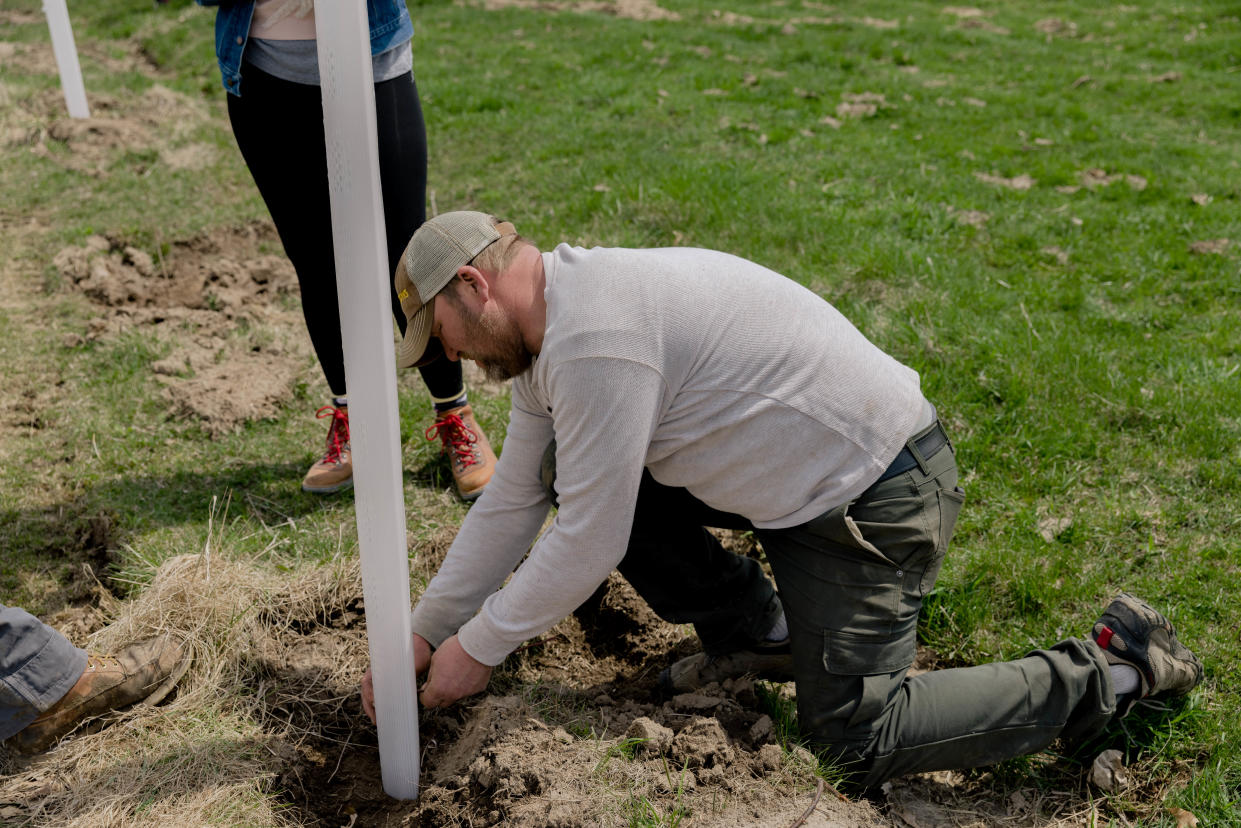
[0,551,369,827]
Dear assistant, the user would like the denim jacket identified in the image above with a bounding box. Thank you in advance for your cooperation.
[197,0,414,96]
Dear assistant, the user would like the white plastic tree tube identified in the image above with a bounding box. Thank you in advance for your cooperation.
[315,1,419,800]
[43,0,90,118]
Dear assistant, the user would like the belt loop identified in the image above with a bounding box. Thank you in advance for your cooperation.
[907,433,931,476]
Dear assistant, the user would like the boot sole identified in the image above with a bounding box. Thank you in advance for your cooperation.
[302,479,354,494]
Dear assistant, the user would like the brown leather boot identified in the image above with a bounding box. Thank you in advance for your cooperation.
[425,402,497,501]
[7,634,190,755]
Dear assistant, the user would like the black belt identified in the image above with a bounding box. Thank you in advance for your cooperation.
[877,420,949,483]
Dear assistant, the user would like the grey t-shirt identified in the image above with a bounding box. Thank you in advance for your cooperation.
[243,37,413,86]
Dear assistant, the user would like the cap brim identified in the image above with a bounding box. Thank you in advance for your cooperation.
[397,301,437,369]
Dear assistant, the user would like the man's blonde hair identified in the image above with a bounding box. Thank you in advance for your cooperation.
[469,217,525,276]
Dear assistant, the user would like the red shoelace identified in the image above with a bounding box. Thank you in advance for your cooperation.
[426,413,479,469]
[315,405,350,464]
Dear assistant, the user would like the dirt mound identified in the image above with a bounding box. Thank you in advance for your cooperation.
[271,564,886,827]
[53,223,313,433]
[397,691,878,827]
[476,0,681,22]
[4,82,216,177]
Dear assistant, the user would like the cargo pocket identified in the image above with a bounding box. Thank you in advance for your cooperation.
[825,628,916,730]
[823,627,916,676]
[793,503,905,635]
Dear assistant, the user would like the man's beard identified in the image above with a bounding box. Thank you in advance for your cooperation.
[457,303,533,382]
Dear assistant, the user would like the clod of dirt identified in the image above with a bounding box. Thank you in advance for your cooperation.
[946,206,990,228]
[836,91,890,120]
[670,716,736,769]
[16,85,214,177]
[54,231,296,314]
[974,171,1036,190]
[478,0,680,22]
[749,713,775,744]
[1168,806,1200,828]
[624,716,673,754]
[1188,238,1229,255]
[163,351,303,431]
[755,742,784,773]
[1091,748,1130,792]
[1034,18,1077,36]
[55,224,313,433]
[670,691,727,711]
[957,18,1010,34]
[1042,245,1071,265]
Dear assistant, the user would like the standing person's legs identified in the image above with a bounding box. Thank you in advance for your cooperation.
[759,426,1115,790]
[0,605,87,740]
[228,67,495,498]
[373,71,462,401]
[228,68,356,492]
[227,67,346,398]
[375,71,496,500]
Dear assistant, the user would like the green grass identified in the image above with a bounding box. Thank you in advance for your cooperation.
[2,0,1238,822]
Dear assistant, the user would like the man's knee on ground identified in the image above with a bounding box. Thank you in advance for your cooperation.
[806,735,883,792]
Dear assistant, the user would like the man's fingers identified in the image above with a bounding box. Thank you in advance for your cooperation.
[414,635,493,709]
[361,667,377,723]
[417,665,447,709]
[413,634,433,678]
[364,635,433,723]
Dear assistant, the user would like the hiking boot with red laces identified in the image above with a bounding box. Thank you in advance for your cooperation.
[425,402,496,501]
[302,404,352,493]
[1092,592,1203,716]
[7,634,190,755]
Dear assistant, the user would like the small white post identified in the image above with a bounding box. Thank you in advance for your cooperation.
[315,2,419,800]
[42,0,90,118]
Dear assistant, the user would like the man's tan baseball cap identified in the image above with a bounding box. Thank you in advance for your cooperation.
[394,211,516,368]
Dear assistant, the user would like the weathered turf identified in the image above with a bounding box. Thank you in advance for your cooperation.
[1,0,1237,823]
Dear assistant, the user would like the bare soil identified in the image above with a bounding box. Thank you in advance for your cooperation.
[52,224,312,433]
[268,564,887,827]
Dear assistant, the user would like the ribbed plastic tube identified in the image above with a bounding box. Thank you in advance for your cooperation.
[315,1,420,800]
[43,0,90,118]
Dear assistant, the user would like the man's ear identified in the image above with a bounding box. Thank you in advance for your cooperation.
[455,265,492,304]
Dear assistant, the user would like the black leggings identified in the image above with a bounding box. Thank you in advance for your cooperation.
[226,63,462,400]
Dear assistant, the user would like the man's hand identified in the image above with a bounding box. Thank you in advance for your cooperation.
[419,634,493,709]
[361,633,432,724]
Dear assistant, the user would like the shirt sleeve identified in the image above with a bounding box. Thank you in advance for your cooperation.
[409,381,556,649]
[455,356,667,666]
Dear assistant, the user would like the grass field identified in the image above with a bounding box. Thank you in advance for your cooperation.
[1,0,1238,824]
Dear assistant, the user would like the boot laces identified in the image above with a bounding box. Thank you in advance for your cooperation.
[85,654,119,671]
[315,405,350,464]
[426,413,479,469]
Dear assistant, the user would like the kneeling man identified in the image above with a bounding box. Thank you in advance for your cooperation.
[363,211,1202,790]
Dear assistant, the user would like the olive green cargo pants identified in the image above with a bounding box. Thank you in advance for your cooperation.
[545,423,1117,789]
[754,428,1115,788]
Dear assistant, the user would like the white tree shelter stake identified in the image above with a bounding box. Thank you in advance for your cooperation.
[315,2,420,800]
[43,0,90,118]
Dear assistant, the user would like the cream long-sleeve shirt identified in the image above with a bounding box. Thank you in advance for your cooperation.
[411,244,934,666]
